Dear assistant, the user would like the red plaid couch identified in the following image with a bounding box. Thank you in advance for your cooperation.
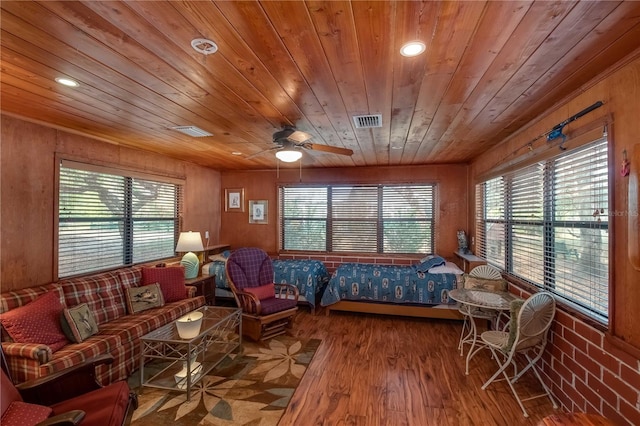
[0,265,205,385]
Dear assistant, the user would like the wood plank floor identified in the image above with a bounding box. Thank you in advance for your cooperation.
[280,308,560,426]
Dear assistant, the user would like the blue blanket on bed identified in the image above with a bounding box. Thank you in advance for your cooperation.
[321,262,457,306]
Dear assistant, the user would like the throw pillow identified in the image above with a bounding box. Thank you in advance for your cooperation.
[414,255,446,273]
[245,283,275,300]
[142,266,186,303]
[125,283,165,314]
[462,275,508,292]
[60,303,99,343]
[0,291,68,352]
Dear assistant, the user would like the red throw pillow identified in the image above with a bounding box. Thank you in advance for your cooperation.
[142,266,186,303]
[0,291,68,352]
[245,283,275,300]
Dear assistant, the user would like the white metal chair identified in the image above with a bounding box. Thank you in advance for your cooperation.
[480,291,558,417]
[457,265,504,357]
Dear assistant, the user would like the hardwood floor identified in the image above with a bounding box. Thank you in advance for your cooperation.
[280,307,559,426]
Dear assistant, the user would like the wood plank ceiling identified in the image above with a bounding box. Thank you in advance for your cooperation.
[2,1,639,170]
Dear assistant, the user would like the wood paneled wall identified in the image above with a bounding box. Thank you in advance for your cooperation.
[471,51,640,423]
[0,115,222,290]
[220,163,469,260]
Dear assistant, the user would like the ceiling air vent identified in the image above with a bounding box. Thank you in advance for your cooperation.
[353,114,382,129]
[170,126,213,138]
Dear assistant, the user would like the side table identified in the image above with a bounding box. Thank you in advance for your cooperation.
[185,275,216,306]
[454,250,486,273]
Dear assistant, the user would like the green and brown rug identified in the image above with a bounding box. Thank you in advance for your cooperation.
[130,335,320,426]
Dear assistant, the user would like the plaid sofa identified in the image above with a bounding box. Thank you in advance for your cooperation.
[0,265,205,385]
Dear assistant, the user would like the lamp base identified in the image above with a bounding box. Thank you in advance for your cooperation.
[180,251,200,279]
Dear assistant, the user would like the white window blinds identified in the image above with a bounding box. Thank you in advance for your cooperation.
[280,184,435,254]
[59,161,182,277]
[476,137,609,322]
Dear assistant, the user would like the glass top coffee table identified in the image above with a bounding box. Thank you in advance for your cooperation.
[139,306,242,400]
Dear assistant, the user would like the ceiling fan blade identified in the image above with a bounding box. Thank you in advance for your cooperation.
[287,130,311,143]
[245,146,279,160]
[306,143,353,156]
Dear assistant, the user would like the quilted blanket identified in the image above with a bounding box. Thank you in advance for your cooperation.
[321,262,458,307]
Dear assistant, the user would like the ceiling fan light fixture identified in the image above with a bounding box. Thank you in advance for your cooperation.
[400,41,426,57]
[275,149,302,163]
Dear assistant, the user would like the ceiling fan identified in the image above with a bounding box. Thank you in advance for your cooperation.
[247,126,354,162]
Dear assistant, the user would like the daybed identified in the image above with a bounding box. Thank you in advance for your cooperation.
[320,257,464,320]
[0,265,205,385]
[204,254,330,312]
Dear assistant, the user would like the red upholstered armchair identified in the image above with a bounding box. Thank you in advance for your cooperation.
[225,247,299,341]
[1,352,137,426]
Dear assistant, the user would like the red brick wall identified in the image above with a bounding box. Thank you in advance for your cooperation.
[510,286,640,426]
[273,253,423,275]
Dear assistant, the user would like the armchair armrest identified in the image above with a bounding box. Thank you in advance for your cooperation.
[185,285,197,298]
[37,410,85,425]
[2,341,52,363]
[17,354,114,406]
[234,291,263,315]
[275,283,300,302]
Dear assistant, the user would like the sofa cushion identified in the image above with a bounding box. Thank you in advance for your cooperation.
[42,333,121,379]
[0,291,68,353]
[61,303,99,343]
[117,266,142,290]
[125,283,164,314]
[462,275,508,292]
[58,272,127,325]
[1,401,52,426]
[51,380,131,426]
[142,267,186,303]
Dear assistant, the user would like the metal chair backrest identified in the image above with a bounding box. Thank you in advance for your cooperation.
[510,292,556,352]
[469,264,501,279]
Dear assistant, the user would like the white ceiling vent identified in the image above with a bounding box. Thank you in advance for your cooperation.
[171,126,213,137]
[353,114,382,129]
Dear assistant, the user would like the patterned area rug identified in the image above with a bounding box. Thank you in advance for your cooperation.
[130,335,321,426]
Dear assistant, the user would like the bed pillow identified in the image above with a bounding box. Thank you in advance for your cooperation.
[142,266,186,302]
[428,261,464,275]
[414,255,446,273]
[245,283,275,300]
[125,283,165,314]
[209,250,231,263]
[0,291,69,352]
[462,275,508,292]
[60,303,99,343]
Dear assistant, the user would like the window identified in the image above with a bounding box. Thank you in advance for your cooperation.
[476,138,609,322]
[279,184,435,254]
[58,160,182,278]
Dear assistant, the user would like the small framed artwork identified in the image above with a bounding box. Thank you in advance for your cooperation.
[224,188,245,212]
[249,200,268,224]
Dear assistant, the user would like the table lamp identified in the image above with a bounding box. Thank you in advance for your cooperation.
[175,231,204,279]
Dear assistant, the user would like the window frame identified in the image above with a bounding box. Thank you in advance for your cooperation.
[278,183,436,254]
[57,159,184,278]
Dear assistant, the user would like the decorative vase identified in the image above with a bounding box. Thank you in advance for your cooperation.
[176,311,203,339]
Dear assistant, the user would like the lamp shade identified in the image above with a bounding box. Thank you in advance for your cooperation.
[275,149,302,162]
[176,232,204,279]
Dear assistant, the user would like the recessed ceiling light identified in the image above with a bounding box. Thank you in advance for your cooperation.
[191,38,218,55]
[400,41,426,57]
[231,151,243,156]
[55,77,79,87]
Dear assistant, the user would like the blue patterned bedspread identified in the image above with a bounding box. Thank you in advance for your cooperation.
[205,259,329,308]
[272,259,330,308]
[320,263,457,307]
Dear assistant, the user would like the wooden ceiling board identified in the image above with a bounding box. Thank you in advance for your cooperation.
[1,0,639,170]
[351,1,395,165]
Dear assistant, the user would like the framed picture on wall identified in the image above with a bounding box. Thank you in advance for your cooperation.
[249,200,268,224]
[225,188,245,212]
